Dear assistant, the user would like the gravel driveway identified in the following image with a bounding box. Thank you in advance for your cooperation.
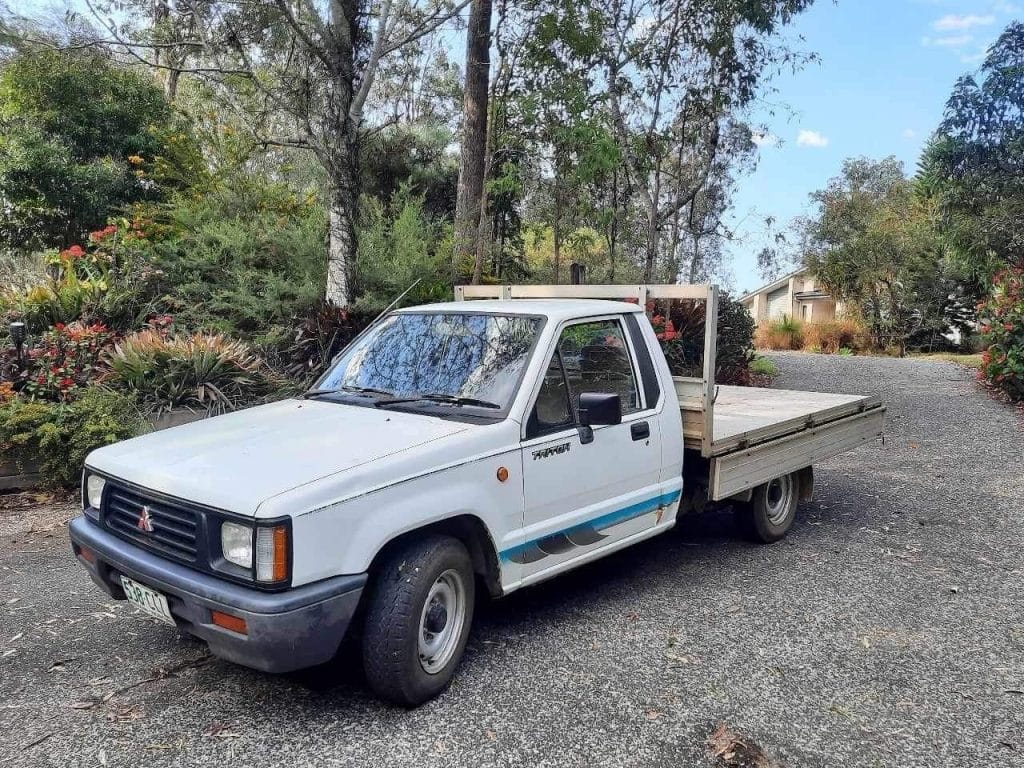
[1,353,1022,767]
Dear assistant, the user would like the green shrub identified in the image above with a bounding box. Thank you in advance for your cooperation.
[749,356,778,377]
[104,329,281,415]
[661,294,756,386]
[148,180,327,341]
[0,48,190,252]
[754,314,804,350]
[0,388,145,487]
[354,187,452,314]
[979,268,1024,401]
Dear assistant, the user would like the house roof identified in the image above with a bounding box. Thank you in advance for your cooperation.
[737,267,810,303]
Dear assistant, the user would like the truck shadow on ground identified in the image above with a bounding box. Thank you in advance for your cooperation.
[288,496,859,699]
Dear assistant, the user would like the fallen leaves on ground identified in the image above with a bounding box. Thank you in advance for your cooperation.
[708,723,781,768]
[205,721,241,739]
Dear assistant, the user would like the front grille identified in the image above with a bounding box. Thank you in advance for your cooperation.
[103,485,201,563]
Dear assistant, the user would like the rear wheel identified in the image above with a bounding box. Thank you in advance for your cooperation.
[735,471,799,543]
[362,535,475,707]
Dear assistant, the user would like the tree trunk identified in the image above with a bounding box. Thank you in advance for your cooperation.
[553,178,562,284]
[642,166,663,282]
[166,68,181,102]
[471,76,498,285]
[453,0,493,280]
[643,204,660,283]
[327,182,356,308]
[323,0,360,308]
[605,167,620,282]
[688,235,701,283]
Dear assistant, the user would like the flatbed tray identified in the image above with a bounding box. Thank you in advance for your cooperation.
[681,384,882,457]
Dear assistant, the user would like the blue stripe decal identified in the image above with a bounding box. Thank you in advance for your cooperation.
[500,489,682,562]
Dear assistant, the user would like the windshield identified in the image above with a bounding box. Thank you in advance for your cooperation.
[316,312,543,411]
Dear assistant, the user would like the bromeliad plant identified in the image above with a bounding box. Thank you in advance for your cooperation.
[104,329,279,415]
[978,268,1024,401]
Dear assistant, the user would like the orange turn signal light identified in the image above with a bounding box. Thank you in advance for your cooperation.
[496,466,509,483]
[211,610,248,635]
[272,526,288,583]
[78,546,96,564]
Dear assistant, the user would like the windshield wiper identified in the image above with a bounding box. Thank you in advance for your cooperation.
[301,385,394,399]
[376,392,502,409]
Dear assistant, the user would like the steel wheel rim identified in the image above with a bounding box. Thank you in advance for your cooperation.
[417,569,466,674]
[765,475,794,526]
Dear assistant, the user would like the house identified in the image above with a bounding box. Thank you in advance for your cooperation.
[738,267,843,327]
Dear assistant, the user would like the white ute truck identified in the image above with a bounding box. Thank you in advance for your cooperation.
[70,284,884,706]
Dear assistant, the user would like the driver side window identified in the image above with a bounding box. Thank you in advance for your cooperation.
[529,318,640,437]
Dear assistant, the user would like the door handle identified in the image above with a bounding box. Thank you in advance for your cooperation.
[630,421,650,441]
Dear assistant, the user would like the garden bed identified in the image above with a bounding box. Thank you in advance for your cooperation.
[0,408,211,490]
[0,456,41,492]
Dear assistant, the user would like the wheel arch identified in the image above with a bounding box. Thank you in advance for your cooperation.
[367,514,503,599]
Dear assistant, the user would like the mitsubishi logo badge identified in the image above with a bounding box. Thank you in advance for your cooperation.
[137,505,154,533]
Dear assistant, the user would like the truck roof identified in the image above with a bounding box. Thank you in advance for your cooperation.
[398,298,645,322]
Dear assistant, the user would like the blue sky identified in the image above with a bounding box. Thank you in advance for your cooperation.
[725,0,1020,294]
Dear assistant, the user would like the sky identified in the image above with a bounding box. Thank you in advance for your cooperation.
[725,0,1020,294]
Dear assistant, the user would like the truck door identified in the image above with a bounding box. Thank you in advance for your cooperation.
[512,315,670,581]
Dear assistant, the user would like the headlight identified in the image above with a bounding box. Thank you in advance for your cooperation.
[221,522,253,569]
[86,475,106,510]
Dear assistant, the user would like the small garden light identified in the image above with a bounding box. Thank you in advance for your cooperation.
[8,321,26,366]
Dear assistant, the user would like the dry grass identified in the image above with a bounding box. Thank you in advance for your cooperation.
[754,315,803,350]
[911,352,984,369]
[802,319,871,354]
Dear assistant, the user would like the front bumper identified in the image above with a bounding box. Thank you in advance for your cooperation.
[69,516,366,673]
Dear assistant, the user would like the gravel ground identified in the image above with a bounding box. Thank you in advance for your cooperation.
[1,353,1022,768]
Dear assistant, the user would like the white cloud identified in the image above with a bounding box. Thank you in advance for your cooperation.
[751,131,779,148]
[933,13,995,31]
[796,130,829,148]
[903,128,916,139]
[922,33,975,47]
[960,49,988,64]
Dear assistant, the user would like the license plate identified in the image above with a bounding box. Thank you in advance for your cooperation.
[120,576,175,626]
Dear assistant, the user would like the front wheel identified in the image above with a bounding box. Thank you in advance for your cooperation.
[362,535,475,707]
[735,471,799,543]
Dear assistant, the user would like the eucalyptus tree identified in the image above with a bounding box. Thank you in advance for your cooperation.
[802,157,958,354]
[83,0,470,307]
[452,0,492,281]
[598,0,814,281]
[921,21,1024,282]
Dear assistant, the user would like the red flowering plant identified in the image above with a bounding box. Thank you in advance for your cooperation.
[978,268,1024,401]
[44,220,147,283]
[22,322,115,402]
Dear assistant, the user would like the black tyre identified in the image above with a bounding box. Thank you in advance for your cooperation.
[362,535,475,707]
[734,471,799,543]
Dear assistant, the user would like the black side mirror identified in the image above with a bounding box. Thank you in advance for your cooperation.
[577,392,622,444]
[579,392,622,426]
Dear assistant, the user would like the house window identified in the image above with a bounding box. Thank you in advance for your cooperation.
[801,304,809,320]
